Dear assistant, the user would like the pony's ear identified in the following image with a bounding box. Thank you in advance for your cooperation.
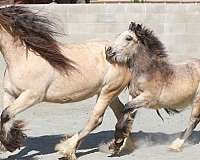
[129,22,136,31]
[135,24,145,44]
[136,24,142,32]
[134,24,141,37]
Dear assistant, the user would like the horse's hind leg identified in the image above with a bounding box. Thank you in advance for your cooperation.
[169,88,200,151]
[0,91,16,152]
[0,90,41,152]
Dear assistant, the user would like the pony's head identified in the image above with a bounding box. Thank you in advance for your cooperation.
[105,22,167,67]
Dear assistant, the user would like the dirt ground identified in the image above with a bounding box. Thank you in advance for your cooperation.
[1,91,200,160]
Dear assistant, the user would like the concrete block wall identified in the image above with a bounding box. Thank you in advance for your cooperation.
[27,4,200,61]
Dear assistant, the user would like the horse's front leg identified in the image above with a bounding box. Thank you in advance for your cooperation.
[0,89,41,152]
[169,87,200,151]
[110,93,151,155]
[55,90,119,160]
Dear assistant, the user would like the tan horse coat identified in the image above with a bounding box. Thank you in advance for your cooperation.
[0,6,131,160]
[106,22,200,154]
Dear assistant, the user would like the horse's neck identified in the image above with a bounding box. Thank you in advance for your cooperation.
[0,30,25,67]
[131,52,174,82]
[131,51,152,76]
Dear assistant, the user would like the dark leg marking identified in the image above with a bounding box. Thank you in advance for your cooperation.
[0,120,26,152]
[1,109,11,125]
[109,110,137,155]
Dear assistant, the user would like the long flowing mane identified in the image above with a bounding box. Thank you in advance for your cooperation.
[130,23,174,79]
[0,6,76,74]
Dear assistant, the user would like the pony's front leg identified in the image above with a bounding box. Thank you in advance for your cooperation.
[0,90,41,152]
[109,97,124,120]
[169,89,200,152]
[55,92,117,160]
[109,93,151,155]
[109,109,137,155]
[108,97,136,155]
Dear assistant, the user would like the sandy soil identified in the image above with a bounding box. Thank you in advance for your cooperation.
[1,92,200,160]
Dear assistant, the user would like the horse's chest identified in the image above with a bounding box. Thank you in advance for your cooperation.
[129,74,160,96]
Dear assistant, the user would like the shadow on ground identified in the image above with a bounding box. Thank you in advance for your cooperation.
[3,130,200,160]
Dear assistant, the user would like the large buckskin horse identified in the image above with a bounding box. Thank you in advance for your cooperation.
[0,6,131,160]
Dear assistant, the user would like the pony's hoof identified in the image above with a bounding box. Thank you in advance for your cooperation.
[168,138,184,152]
[108,136,136,156]
[55,134,78,160]
[108,138,128,156]
[0,120,26,152]
[0,142,7,153]
[108,140,120,156]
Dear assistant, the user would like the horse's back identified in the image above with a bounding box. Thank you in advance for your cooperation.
[159,60,200,109]
[191,58,200,80]
[45,41,110,103]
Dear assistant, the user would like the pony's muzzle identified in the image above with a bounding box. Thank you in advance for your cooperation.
[105,46,115,57]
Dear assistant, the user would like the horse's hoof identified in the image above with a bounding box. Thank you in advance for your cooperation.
[0,120,26,152]
[55,134,78,160]
[168,138,184,152]
[108,139,124,156]
[108,140,118,155]
[0,142,7,153]
[65,153,77,160]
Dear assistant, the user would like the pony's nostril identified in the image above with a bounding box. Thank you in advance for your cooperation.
[111,52,116,56]
[107,46,112,51]
[106,46,112,53]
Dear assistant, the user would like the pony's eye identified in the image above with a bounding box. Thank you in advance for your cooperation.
[125,36,133,41]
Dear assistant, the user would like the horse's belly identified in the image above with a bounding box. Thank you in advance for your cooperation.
[159,87,195,109]
[45,80,101,103]
[45,89,98,103]
[44,69,104,103]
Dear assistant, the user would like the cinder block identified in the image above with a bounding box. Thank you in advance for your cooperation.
[185,4,200,13]
[96,14,117,23]
[163,14,187,23]
[185,14,200,23]
[66,13,97,23]
[164,23,186,34]
[186,23,200,34]
[143,13,167,23]
[125,4,147,13]
[116,13,147,23]
[87,4,127,14]
[165,4,187,14]
[67,23,94,34]
[145,4,166,13]
[67,4,88,14]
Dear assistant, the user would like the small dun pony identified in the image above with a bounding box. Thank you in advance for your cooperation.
[105,22,200,155]
[0,6,132,160]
